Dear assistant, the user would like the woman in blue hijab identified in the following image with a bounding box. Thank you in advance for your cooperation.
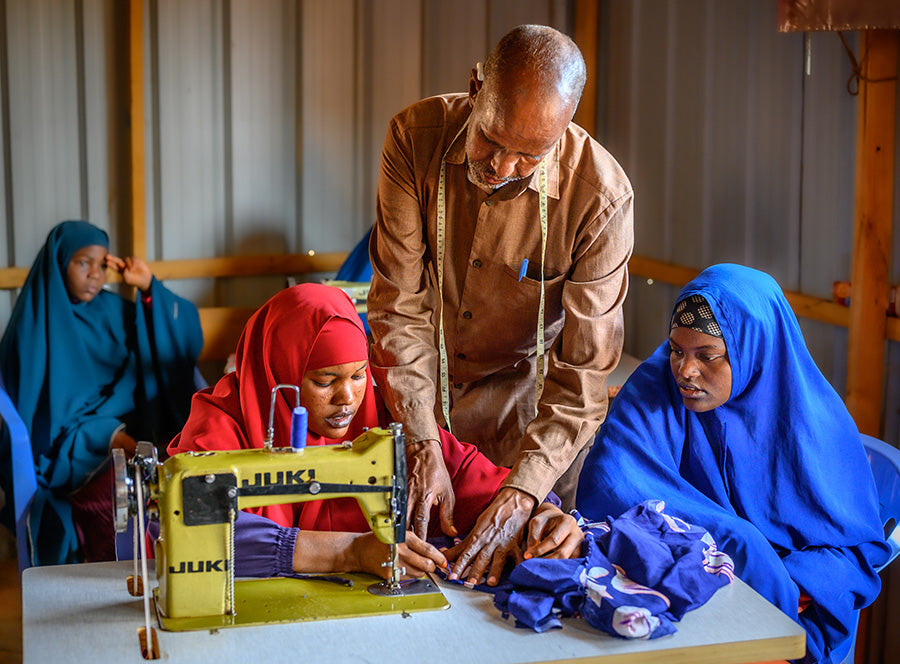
[0,221,203,566]
[577,263,889,664]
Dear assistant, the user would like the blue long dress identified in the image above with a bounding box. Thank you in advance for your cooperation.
[0,221,203,565]
[576,263,890,664]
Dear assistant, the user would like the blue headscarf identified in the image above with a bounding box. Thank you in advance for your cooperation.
[577,264,890,664]
[0,221,203,565]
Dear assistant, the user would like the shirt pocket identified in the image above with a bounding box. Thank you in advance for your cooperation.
[499,264,566,334]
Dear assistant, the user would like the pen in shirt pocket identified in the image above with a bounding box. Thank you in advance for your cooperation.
[518,258,529,282]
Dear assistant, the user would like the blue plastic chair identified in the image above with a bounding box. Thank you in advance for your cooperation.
[330,226,373,335]
[861,434,900,571]
[0,377,37,573]
[842,434,900,664]
[335,226,373,284]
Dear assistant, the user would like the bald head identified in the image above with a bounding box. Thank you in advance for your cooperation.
[464,25,586,191]
[483,25,586,118]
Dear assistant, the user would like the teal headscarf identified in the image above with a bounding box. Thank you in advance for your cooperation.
[0,221,203,565]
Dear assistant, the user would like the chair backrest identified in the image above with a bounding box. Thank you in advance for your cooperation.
[328,225,374,335]
[0,377,37,573]
[841,435,900,664]
[860,434,900,572]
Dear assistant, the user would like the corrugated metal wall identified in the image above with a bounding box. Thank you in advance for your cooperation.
[599,0,899,444]
[0,0,569,310]
[0,0,896,439]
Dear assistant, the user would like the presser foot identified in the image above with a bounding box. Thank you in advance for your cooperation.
[367,576,441,597]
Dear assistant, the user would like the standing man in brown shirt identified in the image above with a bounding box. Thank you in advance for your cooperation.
[368,24,633,586]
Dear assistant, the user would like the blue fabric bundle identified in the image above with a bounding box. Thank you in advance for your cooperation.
[493,500,733,639]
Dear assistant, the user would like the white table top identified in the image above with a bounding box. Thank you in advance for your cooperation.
[23,561,805,664]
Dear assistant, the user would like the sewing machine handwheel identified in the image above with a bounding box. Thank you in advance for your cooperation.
[112,448,134,533]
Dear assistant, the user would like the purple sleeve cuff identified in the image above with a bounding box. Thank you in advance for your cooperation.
[233,511,298,578]
[543,491,562,508]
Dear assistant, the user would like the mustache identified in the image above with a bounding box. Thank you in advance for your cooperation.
[470,160,521,185]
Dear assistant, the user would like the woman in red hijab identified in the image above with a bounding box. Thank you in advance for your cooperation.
[169,284,579,580]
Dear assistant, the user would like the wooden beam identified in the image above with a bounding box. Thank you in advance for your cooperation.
[0,252,347,290]
[1,250,893,344]
[573,0,599,136]
[627,255,700,287]
[845,30,898,436]
[144,252,347,280]
[0,268,30,290]
[628,254,870,337]
[127,0,146,258]
[197,307,257,362]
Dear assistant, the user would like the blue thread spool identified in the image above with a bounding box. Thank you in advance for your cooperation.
[291,406,308,450]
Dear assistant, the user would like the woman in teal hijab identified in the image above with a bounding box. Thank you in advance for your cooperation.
[0,221,203,565]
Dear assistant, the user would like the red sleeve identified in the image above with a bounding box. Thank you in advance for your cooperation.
[435,428,510,537]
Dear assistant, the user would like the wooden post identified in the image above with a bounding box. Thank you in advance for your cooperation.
[573,0,598,136]
[126,0,146,258]
[845,30,898,437]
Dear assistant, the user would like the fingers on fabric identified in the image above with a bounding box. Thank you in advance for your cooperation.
[525,512,583,560]
[404,531,448,571]
[449,527,495,582]
[525,511,552,551]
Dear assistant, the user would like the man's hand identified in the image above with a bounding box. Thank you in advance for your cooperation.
[443,487,535,586]
[523,503,583,560]
[106,254,153,292]
[405,439,456,539]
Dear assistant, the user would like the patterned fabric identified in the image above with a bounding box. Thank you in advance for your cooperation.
[577,263,890,664]
[492,500,733,638]
[670,294,723,338]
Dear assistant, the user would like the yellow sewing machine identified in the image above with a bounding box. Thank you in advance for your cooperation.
[112,384,448,635]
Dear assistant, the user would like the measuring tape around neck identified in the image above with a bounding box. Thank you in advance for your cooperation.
[436,157,548,429]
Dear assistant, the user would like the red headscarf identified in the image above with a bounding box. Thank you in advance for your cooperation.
[168,283,377,531]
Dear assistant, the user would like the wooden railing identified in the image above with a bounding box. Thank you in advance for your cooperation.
[628,255,900,344]
[4,250,894,363]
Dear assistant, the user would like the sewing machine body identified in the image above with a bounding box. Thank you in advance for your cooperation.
[117,424,449,632]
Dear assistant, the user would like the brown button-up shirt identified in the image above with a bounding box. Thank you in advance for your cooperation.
[368,94,634,502]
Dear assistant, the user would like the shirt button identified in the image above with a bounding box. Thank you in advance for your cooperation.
[456,353,466,360]
[472,259,482,268]
[462,311,473,320]
[454,382,463,389]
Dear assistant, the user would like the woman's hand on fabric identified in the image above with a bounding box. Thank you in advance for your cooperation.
[442,487,535,586]
[106,253,153,292]
[523,503,583,560]
[353,531,447,580]
[405,439,457,540]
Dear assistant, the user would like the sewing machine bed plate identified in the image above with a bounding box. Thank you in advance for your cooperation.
[154,573,449,631]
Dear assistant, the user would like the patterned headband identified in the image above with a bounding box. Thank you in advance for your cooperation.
[670,294,723,338]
